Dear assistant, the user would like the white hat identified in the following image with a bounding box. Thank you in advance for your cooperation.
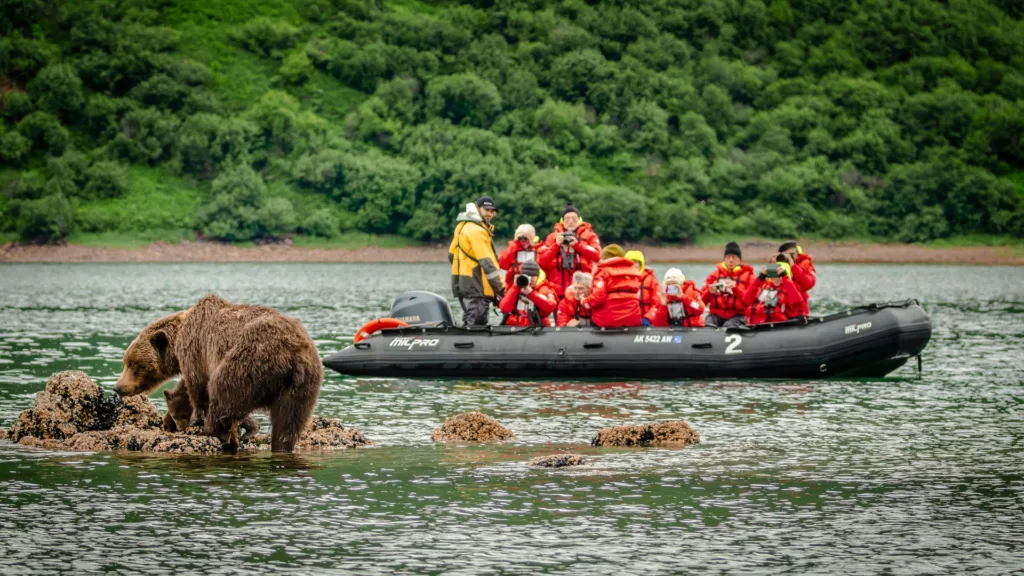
[663,268,685,284]
[514,224,536,241]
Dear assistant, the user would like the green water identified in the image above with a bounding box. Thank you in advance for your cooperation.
[1,263,1022,574]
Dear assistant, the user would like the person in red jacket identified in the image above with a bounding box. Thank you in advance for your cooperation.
[743,257,809,325]
[580,245,642,328]
[645,268,706,327]
[624,250,659,318]
[555,272,593,327]
[497,224,543,289]
[538,204,602,298]
[701,241,754,328]
[498,260,557,327]
[778,240,816,309]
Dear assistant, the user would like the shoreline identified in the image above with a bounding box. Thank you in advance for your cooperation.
[2,241,1021,265]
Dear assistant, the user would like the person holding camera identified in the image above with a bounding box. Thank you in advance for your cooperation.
[579,245,642,328]
[556,272,594,327]
[448,196,504,326]
[498,223,543,290]
[742,255,808,325]
[498,260,558,327]
[644,268,706,328]
[778,240,816,310]
[701,241,754,328]
[538,204,602,299]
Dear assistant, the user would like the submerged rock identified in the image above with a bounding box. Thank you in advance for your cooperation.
[528,453,586,468]
[591,421,700,448]
[432,411,514,442]
[6,371,369,454]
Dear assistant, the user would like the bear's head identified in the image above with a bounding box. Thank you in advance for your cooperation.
[162,385,192,432]
[115,312,184,397]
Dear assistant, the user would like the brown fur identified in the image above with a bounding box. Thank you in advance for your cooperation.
[161,381,260,439]
[116,294,322,452]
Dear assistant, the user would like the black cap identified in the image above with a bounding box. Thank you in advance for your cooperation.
[476,196,497,211]
[521,260,540,276]
[562,203,579,218]
[778,240,797,252]
[724,241,742,259]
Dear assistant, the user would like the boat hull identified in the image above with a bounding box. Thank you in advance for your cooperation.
[323,301,932,380]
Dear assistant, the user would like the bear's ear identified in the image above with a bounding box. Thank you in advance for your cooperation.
[150,331,169,354]
[163,389,172,401]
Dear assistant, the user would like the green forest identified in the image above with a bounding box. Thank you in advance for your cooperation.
[1,0,1022,246]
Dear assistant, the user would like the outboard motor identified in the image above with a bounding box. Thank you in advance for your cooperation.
[390,291,454,327]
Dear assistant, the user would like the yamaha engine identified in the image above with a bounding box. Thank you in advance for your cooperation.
[390,291,454,327]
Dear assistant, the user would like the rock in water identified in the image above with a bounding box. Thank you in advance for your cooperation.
[64,427,223,454]
[431,412,513,442]
[8,371,114,442]
[5,371,368,454]
[244,416,370,450]
[591,421,700,448]
[528,454,586,468]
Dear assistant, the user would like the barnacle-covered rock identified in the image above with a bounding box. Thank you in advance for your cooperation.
[591,421,700,448]
[528,453,586,467]
[431,412,513,442]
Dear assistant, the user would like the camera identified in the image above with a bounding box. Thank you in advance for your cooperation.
[561,231,575,246]
[666,285,681,296]
[516,235,529,243]
[515,274,529,288]
[712,279,731,292]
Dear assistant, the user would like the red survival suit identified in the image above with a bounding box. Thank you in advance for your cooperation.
[743,275,808,325]
[789,252,816,308]
[497,239,545,289]
[581,257,642,327]
[701,262,755,321]
[637,267,660,318]
[644,280,706,327]
[498,280,558,327]
[555,289,593,327]
[538,222,601,298]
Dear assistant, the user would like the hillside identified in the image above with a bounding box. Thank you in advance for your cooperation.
[1,0,1022,246]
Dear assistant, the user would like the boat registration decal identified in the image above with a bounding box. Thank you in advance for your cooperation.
[634,335,681,344]
[844,321,872,335]
[390,337,440,349]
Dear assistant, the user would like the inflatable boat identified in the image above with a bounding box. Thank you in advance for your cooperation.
[323,291,932,380]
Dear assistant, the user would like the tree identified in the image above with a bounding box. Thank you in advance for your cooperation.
[425,73,502,128]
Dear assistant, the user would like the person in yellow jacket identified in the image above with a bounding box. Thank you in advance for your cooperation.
[448,196,504,325]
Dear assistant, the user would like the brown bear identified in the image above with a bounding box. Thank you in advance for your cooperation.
[115,294,322,452]
[161,380,260,439]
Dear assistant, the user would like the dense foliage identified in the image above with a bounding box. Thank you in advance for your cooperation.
[1,0,1022,244]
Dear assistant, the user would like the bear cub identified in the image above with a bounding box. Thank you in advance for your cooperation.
[162,381,260,440]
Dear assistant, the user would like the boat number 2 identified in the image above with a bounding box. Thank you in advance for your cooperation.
[724,334,743,355]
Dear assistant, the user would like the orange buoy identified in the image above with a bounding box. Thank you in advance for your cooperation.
[353,318,409,343]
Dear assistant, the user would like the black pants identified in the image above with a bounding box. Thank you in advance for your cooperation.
[706,313,746,328]
[461,297,491,326]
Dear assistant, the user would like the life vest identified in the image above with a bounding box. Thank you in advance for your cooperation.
[637,267,659,316]
[745,276,809,325]
[701,262,754,320]
[499,280,557,327]
[538,222,602,297]
[555,293,592,327]
[585,257,642,328]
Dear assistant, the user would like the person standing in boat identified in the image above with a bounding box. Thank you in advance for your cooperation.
[498,224,543,290]
[701,241,754,327]
[556,272,593,327]
[448,197,504,326]
[624,250,660,318]
[498,260,557,327]
[645,268,706,327]
[579,245,642,328]
[742,255,808,325]
[778,240,816,311]
[538,204,602,299]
